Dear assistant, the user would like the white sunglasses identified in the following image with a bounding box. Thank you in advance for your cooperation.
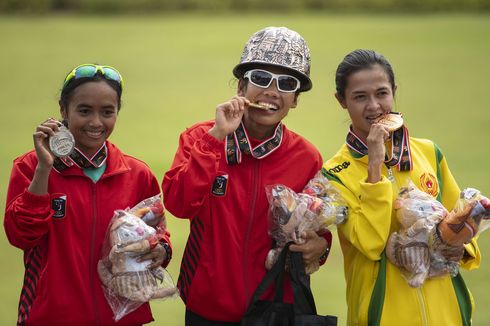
[243,69,301,93]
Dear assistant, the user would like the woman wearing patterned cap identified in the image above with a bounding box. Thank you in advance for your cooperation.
[4,64,172,325]
[163,27,333,324]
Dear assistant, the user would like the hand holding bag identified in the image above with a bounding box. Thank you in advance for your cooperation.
[241,243,337,326]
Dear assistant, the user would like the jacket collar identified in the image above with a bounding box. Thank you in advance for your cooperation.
[55,141,130,178]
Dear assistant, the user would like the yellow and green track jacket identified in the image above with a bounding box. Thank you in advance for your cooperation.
[323,137,480,326]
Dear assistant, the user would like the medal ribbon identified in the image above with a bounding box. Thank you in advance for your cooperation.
[53,142,108,172]
[225,122,283,165]
[346,126,412,171]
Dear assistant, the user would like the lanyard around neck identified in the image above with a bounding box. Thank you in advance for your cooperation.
[53,143,108,172]
[346,126,412,172]
[225,122,283,165]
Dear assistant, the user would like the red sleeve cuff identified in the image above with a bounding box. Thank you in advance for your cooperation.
[24,190,51,207]
[319,230,333,265]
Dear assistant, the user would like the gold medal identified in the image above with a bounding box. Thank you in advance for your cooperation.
[49,125,75,157]
[375,112,404,131]
[248,102,269,110]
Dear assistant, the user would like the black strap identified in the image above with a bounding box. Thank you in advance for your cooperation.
[243,244,337,326]
[247,242,290,306]
[289,250,317,315]
[245,243,316,314]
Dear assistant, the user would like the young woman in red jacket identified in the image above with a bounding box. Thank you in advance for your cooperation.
[163,27,332,325]
[4,64,171,326]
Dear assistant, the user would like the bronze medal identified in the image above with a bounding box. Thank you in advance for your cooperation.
[375,113,404,131]
[49,125,75,157]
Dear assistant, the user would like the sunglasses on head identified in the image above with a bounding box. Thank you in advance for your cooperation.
[63,64,124,90]
[243,69,301,93]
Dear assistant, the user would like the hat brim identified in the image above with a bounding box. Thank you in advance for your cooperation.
[233,62,312,92]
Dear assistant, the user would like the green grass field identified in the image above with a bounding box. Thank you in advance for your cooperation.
[0,13,489,325]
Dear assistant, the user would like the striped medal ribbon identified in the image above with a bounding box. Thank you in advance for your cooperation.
[53,142,108,172]
[226,122,283,165]
[346,125,412,171]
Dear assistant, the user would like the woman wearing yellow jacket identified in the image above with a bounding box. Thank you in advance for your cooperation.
[323,49,480,326]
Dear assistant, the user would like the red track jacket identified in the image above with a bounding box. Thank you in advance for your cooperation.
[4,141,170,326]
[163,121,329,322]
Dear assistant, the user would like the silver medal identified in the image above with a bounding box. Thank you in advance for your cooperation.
[49,125,75,157]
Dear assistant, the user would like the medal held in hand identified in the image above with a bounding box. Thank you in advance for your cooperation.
[49,124,75,157]
[375,112,404,131]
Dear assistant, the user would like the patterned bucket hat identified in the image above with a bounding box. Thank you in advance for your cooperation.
[233,26,312,92]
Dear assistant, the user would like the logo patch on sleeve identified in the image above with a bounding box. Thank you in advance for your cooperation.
[51,194,67,218]
[212,175,228,196]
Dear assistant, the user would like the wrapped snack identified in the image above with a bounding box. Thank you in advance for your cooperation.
[97,195,178,321]
[386,182,448,287]
[431,188,490,278]
[129,195,166,227]
[438,188,490,247]
[265,171,347,274]
[388,183,490,288]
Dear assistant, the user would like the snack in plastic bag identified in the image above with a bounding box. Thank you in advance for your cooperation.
[430,187,490,278]
[97,195,178,321]
[387,182,490,288]
[438,188,490,247]
[265,171,348,274]
[386,182,448,287]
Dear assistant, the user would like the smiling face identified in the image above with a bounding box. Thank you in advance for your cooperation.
[238,66,299,140]
[336,64,396,142]
[60,81,118,157]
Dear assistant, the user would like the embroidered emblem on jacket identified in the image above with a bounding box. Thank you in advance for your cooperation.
[212,175,228,196]
[52,194,67,218]
[327,161,350,174]
[420,173,439,197]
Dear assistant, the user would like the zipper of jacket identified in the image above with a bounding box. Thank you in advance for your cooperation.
[89,184,100,325]
[387,166,429,325]
[243,159,260,310]
[416,288,429,326]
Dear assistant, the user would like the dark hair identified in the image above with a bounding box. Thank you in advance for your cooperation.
[335,49,395,100]
[59,73,122,111]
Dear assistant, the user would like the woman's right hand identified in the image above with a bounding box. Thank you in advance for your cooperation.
[33,118,60,169]
[366,123,390,183]
[208,96,249,141]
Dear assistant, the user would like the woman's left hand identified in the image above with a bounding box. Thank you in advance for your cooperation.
[138,243,167,269]
[289,230,328,266]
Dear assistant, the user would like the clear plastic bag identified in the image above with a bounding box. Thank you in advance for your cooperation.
[265,171,348,274]
[438,188,490,246]
[387,182,490,287]
[386,181,448,287]
[97,195,178,321]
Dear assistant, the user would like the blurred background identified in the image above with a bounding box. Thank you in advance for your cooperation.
[0,1,489,325]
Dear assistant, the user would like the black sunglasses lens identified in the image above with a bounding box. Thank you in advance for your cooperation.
[278,76,298,91]
[250,71,272,87]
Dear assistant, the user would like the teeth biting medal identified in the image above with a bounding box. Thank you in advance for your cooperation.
[49,123,75,158]
[375,112,404,131]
